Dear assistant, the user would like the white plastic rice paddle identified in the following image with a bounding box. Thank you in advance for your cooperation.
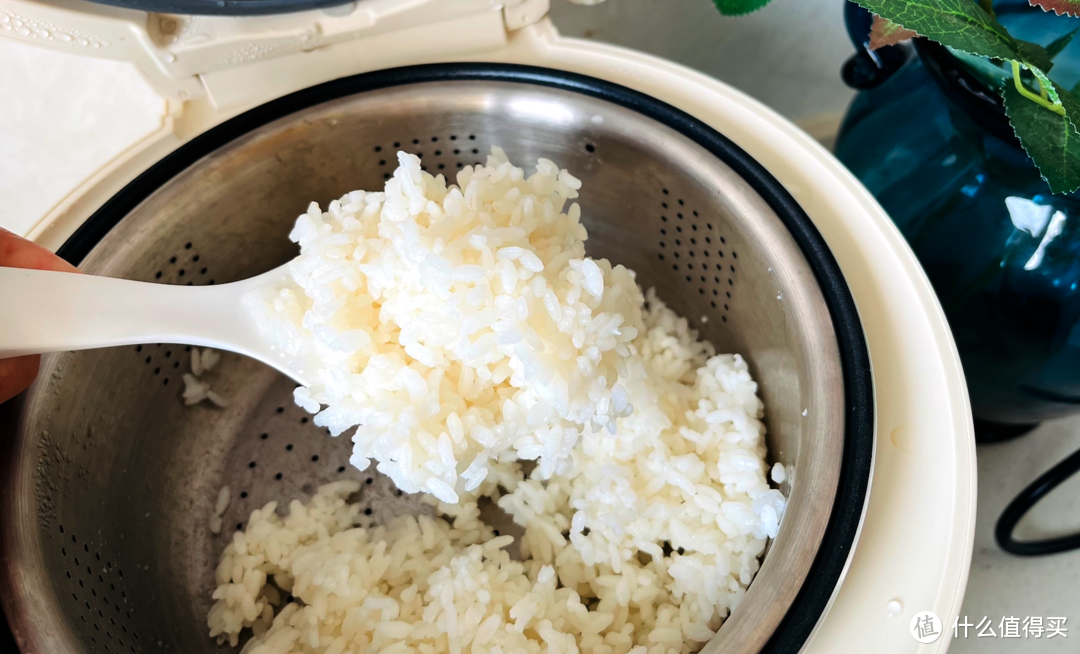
[0,262,319,385]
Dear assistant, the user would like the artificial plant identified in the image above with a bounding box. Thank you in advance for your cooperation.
[715,0,1080,194]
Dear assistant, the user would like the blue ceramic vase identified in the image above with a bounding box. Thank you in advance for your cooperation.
[835,1,1080,438]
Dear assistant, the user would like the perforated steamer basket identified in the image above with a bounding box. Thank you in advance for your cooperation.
[0,66,873,654]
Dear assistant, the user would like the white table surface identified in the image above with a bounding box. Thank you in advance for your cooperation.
[950,416,1080,653]
[3,16,1079,653]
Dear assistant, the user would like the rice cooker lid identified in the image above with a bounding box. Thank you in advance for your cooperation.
[78,0,350,17]
[2,0,552,109]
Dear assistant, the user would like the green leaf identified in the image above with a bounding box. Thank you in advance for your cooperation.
[1003,78,1080,194]
[1045,28,1078,59]
[1030,0,1080,17]
[1016,39,1054,72]
[712,0,773,15]
[870,14,919,49]
[1031,66,1062,104]
[852,0,1020,61]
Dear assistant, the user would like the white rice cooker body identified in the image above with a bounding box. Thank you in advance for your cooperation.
[0,1,975,652]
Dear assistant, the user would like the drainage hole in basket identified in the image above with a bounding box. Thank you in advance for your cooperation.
[275,473,283,481]
[585,144,595,154]
[240,491,248,499]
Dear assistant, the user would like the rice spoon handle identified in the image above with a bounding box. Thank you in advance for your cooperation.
[0,263,315,385]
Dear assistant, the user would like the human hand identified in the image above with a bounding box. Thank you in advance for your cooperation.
[0,228,79,404]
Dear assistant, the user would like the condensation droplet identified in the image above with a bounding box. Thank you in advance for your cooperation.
[886,599,903,617]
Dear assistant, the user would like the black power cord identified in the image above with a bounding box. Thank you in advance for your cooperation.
[996,446,1080,556]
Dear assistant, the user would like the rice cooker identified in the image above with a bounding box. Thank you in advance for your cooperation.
[0,1,975,652]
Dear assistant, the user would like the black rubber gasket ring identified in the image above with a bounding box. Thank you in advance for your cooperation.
[53,63,874,653]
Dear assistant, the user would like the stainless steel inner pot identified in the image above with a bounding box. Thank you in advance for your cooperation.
[0,71,852,654]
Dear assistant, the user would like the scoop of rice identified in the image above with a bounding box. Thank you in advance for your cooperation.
[245,149,642,501]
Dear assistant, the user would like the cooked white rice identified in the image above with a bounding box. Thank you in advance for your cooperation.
[217,151,785,653]
[245,148,642,502]
[185,347,228,407]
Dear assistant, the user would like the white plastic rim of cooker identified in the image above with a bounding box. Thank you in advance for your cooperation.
[0,1,976,652]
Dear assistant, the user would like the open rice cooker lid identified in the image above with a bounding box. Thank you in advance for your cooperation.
[0,1,976,652]
[77,0,353,17]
